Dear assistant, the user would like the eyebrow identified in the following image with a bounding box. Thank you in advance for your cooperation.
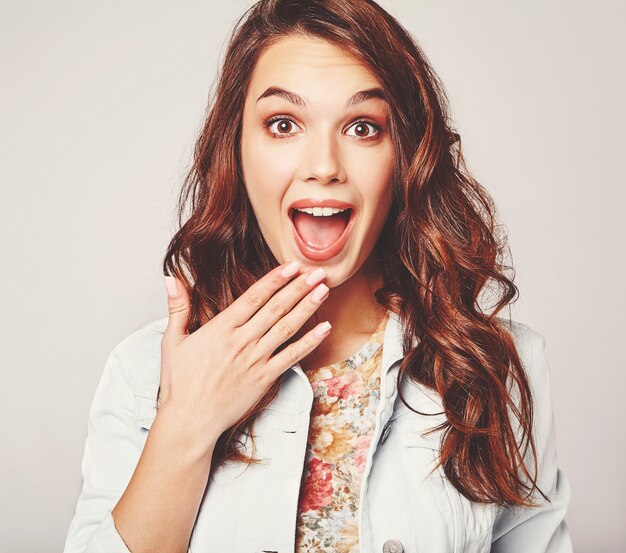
[256,86,387,109]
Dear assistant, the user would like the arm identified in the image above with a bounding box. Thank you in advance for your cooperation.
[62,346,219,553]
[491,327,574,552]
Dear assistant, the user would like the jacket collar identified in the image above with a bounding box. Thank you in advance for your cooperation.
[268,309,409,416]
[291,308,405,376]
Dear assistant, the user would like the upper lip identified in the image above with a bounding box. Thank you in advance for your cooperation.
[288,198,355,216]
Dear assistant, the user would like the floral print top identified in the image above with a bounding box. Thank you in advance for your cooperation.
[295,312,389,553]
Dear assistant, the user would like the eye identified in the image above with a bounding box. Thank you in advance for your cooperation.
[262,115,384,140]
[346,119,382,140]
[264,116,300,138]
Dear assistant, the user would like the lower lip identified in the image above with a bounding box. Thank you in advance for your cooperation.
[288,209,356,261]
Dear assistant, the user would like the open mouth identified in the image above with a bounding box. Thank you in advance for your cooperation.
[288,207,355,260]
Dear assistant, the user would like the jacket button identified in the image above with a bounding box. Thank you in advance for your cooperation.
[383,539,403,553]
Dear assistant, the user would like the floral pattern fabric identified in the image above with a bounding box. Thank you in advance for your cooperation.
[295,312,389,553]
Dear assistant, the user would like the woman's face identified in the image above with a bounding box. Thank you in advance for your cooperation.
[240,35,394,286]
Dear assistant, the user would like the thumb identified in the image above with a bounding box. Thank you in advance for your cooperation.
[163,275,190,342]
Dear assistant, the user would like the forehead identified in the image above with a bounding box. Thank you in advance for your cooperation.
[247,35,383,103]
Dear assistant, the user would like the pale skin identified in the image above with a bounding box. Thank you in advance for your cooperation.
[110,35,395,553]
[240,34,395,370]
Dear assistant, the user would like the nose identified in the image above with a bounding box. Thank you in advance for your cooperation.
[301,128,347,185]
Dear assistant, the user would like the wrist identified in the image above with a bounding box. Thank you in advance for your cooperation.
[152,401,223,462]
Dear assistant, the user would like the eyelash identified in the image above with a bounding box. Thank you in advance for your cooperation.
[263,115,384,141]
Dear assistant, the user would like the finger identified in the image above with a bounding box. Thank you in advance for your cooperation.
[265,319,332,376]
[242,266,327,344]
[163,275,190,345]
[254,279,329,360]
[226,261,304,328]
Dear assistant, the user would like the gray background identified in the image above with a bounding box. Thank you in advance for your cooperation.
[1,1,623,551]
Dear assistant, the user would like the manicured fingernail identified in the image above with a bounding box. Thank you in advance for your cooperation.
[164,276,179,297]
[280,261,301,278]
[314,321,332,337]
[311,283,329,302]
[306,267,327,286]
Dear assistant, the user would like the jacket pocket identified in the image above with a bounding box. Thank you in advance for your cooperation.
[134,395,158,431]
[393,427,459,552]
[398,427,497,553]
[397,434,442,481]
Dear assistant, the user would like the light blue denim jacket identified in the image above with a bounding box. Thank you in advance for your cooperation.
[63,310,573,553]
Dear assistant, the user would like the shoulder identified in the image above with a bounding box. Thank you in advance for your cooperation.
[493,316,554,413]
[495,316,548,369]
[110,316,169,399]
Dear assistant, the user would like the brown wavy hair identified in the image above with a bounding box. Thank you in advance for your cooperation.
[162,0,546,508]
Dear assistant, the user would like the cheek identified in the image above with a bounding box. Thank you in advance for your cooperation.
[241,134,291,209]
[355,150,394,213]
[242,115,291,172]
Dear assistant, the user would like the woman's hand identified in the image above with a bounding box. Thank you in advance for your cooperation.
[158,262,331,442]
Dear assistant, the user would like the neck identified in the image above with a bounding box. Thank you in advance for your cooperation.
[295,257,388,370]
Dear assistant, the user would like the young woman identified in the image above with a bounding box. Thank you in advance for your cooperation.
[63,1,573,552]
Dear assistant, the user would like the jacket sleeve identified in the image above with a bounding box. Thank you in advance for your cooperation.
[491,327,574,552]
[62,348,141,553]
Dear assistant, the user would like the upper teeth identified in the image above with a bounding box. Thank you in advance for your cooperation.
[294,207,349,216]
